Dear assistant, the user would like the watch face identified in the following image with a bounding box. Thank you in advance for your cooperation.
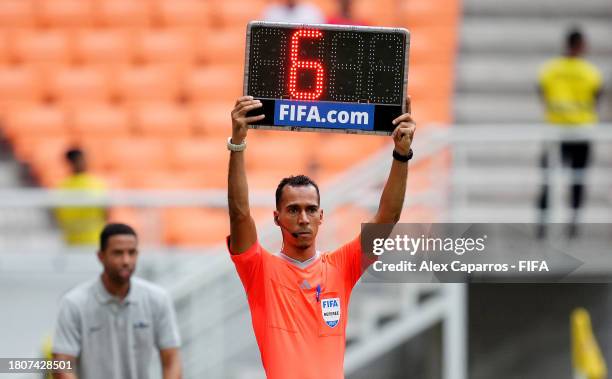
[244,22,410,135]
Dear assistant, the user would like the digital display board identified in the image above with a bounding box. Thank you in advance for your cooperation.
[244,21,410,135]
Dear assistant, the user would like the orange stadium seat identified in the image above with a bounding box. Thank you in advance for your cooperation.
[121,170,209,189]
[73,29,135,64]
[162,208,229,246]
[315,134,386,172]
[352,0,397,26]
[407,63,454,102]
[114,64,182,103]
[170,138,228,171]
[132,102,193,137]
[94,0,153,27]
[196,28,245,65]
[48,66,112,104]
[191,101,236,136]
[71,103,132,139]
[408,25,457,65]
[399,0,459,28]
[246,135,312,173]
[9,29,72,64]
[36,0,95,28]
[10,135,73,164]
[0,0,36,28]
[309,0,337,18]
[211,0,266,29]
[152,0,211,28]
[0,32,7,64]
[134,28,196,66]
[0,66,44,109]
[3,105,69,142]
[184,65,244,103]
[105,137,170,172]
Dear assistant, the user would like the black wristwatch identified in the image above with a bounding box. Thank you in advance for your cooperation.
[393,148,413,162]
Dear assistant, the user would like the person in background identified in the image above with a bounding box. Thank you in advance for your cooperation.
[537,27,603,238]
[327,0,367,25]
[55,148,107,246]
[262,0,325,23]
[52,223,182,379]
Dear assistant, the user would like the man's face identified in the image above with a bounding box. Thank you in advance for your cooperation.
[274,185,323,249]
[97,234,138,285]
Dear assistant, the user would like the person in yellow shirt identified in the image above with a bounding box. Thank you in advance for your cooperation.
[537,28,603,238]
[55,148,107,245]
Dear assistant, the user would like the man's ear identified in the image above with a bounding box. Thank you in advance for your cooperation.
[97,250,104,263]
[318,209,324,224]
[273,210,279,225]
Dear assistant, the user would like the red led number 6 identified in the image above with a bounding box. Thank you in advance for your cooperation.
[288,30,324,101]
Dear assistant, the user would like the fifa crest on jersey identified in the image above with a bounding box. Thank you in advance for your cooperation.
[321,297,341,328]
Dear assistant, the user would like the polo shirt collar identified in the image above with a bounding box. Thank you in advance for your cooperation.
[279,250,320,270]
[95,276,136,305]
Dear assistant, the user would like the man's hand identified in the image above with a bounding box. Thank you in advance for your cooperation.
[231,96,265,144]
[391,96,416,156]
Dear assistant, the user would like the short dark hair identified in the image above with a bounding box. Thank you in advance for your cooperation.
[100,223,137,251]
[566,28,584,50]
[65,148,83,164]
[275,175,320,209]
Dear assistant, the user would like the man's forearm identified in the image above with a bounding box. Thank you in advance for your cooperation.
[374,159,408,224]
[162,360,181,379]
[228,150,251,220]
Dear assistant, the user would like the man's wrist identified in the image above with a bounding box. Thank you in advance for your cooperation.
[392,148,413,162]
[227,137,247,152]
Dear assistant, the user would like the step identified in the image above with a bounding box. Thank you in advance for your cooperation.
[460,18,612,55]
[463,0,612,17]
[455,56,612,94]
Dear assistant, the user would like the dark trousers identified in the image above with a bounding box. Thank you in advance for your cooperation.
[537,141,590,211]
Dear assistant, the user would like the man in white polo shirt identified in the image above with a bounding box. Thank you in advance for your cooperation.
[52,223,182,379]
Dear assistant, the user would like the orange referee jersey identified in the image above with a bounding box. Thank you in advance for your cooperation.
[228,236,366,379]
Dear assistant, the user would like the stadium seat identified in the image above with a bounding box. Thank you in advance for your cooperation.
[246,135,312,173]
[94,0,152,27]
[352,0,396,26]
[162,208,229,246]
[71,103,132,139]
[0,66,44,108]
[2,105,69,142]
[0,0,36,28]
[170,138,229,171]
[152,0,211,28]
[114,64,182,103]
[315,134,386,171]
[10,29,72,64]
[196,28,245,65]
[121,170,208,189]
[132,102,193,137]
[105,137,170,172]
[211,0,266,29]
[399,0,459,28]
[48,66,112,104]
[183,65,244,103]
[134,28,196,66]
[191,101,236,137]
[36,0,95,28]
[73,29,135,64]
[10,135,73,164]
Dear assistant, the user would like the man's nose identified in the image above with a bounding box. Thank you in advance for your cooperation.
[298,210,310,224]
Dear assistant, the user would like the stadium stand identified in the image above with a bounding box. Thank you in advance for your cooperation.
[0,0,458,246]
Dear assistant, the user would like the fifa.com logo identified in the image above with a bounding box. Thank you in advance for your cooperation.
[371,235,488,256]
[277,104,370,125]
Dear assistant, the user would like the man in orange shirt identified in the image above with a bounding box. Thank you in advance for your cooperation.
[227,96,416,378]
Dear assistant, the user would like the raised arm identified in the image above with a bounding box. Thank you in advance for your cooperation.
[371,96,416,224]
[228,96,265,254]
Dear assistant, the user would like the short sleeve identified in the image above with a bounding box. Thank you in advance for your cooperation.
[154,291,181,350]
[52,298,81,356]
[227,236,264,294]
[326,236,370,289]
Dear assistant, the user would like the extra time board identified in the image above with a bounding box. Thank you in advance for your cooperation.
[244,21,410,135]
